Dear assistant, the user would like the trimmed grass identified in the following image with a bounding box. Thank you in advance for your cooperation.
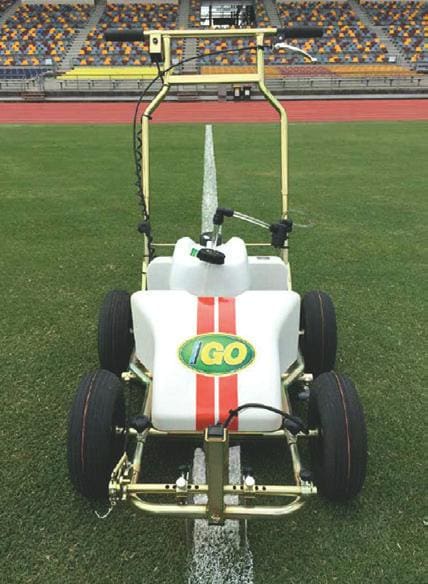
[0,122,426,583]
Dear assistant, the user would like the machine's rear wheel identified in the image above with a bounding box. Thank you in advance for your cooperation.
[67,369,126,499]
[308,371,367,501]
[98,290,133,376]
[300,290,337,376]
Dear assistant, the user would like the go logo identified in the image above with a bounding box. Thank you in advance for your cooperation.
[179,333,255,376]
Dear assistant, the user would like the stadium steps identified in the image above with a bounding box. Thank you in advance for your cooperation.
[0,0,19,26]
[183,38,198,72]
[59,1,106,72]
[177,0,190,28]
[177,0,197,72]
[261,0,282,28]
[349,0,405,65]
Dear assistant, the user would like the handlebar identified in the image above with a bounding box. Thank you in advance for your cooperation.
[104,26,323,43]
[105,29,145,42]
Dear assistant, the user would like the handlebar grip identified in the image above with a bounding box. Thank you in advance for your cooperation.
[104,29,145,42]
[277,26,324,39]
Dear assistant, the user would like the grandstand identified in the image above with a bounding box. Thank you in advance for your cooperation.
[359,0,427,66]
[0,0,426,98]
[0,3,91,66]
[78,3,179,66]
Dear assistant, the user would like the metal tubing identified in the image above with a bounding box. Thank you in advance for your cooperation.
[127,483,209,495]
[204,428,229,523]
[158,28,278,39]
[130,495,207,518]
[224,498,305,518]
[128,496,305,519]
[255,33,289,263]
[125,483,316,497]
[282,360,305,388]
[224,484,316,496]
[167,73,260,85]
[140,84,170,290]
[144,427,288,438]
[131,434,146,483]
[129,426,315,440]
[139,27,291,288]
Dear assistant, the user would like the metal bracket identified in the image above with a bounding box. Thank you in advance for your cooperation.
[243,474,256,506]
[204,426,229,524]
[149,32,162,60]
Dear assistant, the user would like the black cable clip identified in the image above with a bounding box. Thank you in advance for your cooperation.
[213,207,234,226]
[138,220,151,236]
[269,218,293,248]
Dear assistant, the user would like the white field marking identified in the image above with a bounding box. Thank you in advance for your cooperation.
[188,125,254,584]
[201,124,218,234]
[188,448,254,584]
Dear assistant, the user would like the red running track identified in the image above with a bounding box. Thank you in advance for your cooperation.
[0,99,427,124]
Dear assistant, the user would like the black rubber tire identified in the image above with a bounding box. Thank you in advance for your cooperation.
[98,290,133,376]
[67,369,126,500]
[308,371,367,501]
[300,290,337,376]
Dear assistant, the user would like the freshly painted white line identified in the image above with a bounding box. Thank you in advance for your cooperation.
[188,125,254,584]
[188,448,254,584]
[201,124,218,234]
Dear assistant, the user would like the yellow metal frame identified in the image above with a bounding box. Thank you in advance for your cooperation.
[111,358,317,523]
[112,29,316,523]
[140,28,289,289]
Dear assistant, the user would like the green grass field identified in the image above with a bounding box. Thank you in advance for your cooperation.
[0,121,426,583]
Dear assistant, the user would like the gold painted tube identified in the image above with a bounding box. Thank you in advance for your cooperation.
[144,428,288,439]
[130,495,207,518]
[204,427,229,523]
[224,498,304,518]
[131,437,146,483]
[125,483,315,496]
[223,485,316,497]
[167,73,260,85]
[126,483,209,495]
[149,28,277,39]
[128,497,305,519]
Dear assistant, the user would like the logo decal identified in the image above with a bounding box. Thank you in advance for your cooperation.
[179,333,255,376]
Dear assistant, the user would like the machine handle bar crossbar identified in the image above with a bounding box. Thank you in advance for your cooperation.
[105,26,322,287]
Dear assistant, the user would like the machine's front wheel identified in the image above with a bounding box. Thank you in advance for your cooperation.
[300,290,337,376]
[67,369,126,499]
[98,290,134,376]
[308,371,367,501]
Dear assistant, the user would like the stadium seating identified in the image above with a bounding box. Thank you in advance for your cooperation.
[325,63,416,76]
[255,0,271,27]
[201,64,333,77]
[0,0,15,15]
[0,4,91,66]
[78,3,178,66]
[189,0,203,28]
[0,0,423,73]
[197,37,258,65]
[0,66,49,79]
[269,1,389,64]
[359,0,427,64]
[191,0,397,66]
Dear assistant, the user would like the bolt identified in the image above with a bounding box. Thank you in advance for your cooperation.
[244,476,255,488]
[176,476,187,490]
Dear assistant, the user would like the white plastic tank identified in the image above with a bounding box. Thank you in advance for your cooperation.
[169,236,250,297]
